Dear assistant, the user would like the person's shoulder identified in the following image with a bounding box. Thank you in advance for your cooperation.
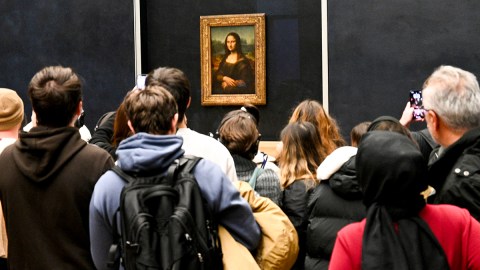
[191,158,234,188]
[0,141,15,163]
[179,128,216,143]
[317,146,357,181]
[263,162,280,173]
[178,128,231,154]
[94,111,116,130]
[92,171,125,198]
[422,204,472,221]
[420,204,477,239]
[90,170,125,219]
[451,148,480,176]
[190,158,237,203]
[422,204,479,231]
[237,57,252,66]
[258,168,280,181]
[192,158,224,175]
[337,219,366,237]
[78,144,114,171]
[260,167,278,175]
[285,179,312,194]
[83,143,114,160]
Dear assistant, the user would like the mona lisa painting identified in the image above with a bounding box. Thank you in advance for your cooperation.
[200,14,266,106]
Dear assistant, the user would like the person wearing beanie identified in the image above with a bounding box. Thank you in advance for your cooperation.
[0,88,24,153]
[0,88,24,270]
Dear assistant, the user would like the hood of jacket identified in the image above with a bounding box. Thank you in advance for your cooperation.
[116,132,184,174]
[13,126,86,182]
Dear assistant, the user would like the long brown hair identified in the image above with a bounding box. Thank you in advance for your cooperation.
[289,100,345,155]
[277,122,326,189]
[112,102,131,147]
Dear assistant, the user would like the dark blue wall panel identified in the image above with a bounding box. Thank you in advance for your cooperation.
[143,0,323,140]
[1,0,135,130]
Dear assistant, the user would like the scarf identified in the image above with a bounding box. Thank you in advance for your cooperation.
[357,131,449,270]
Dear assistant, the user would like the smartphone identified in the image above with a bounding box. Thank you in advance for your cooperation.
[409,90,425,120]
[136,74,147,90]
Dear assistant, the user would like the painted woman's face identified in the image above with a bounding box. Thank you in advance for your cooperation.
[226,35,237,52]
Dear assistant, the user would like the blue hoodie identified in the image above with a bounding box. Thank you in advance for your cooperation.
[89,133,261,270]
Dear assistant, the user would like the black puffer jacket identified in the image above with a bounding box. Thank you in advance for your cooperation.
[305,154,366,270]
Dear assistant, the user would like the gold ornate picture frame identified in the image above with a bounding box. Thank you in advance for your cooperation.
[200,13,266,106]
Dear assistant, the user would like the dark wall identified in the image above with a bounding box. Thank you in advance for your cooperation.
[328,0,480,135]
[144,0,480,141]
[143,0,323,140]
[1,1,135,130]
[5,1,480,142]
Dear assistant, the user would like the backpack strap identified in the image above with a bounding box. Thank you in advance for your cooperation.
[176,155,223,265]
[248,167,264,189]
[110,166,137,183]
[260,152,268,169]
[178,155,202,173]
[107,210,121,269]
[110,156,201,184]
[107,166,136,269]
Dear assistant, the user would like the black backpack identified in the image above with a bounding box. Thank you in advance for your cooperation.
[108,155,223,270]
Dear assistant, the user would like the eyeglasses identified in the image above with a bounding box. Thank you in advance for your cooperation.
[422,107,435,113]
[421,107,438,120]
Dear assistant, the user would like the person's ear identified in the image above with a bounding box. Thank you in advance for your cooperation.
[186,97,191,109]
[127,120,136,134]
[77,101,83,116]
[70,101,83,127]
[170,113,179,134]
[427,110,439,131]
[31,111,37,127]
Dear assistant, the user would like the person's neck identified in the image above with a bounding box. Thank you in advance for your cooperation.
[228,51,238,59]
[177,115,187,129]
[439,127,468,148]
[177,122,187,129]
[0,130,19,139]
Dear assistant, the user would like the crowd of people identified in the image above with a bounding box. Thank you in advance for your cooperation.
[0,64,479,269]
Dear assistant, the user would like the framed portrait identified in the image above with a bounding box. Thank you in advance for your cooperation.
[200,13,266,106]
